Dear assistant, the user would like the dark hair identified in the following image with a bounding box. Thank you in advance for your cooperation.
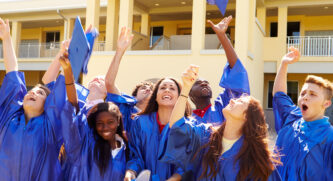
[131,81,154,97]
[138,77,191,117]
[35,84,51,96]
[200,96,281,180]
[87,102,129,176]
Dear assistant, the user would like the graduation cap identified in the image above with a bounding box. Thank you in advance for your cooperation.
[68,17,98,82]
[207,0,229,16]
[83,28,99,74]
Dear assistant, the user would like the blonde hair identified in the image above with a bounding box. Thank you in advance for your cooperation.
[305,75,333,100]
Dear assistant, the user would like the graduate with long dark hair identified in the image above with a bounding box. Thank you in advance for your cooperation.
[59,50,129,180]
[160,65,282,181]
[124,76,191,180]
[0,18,68,180]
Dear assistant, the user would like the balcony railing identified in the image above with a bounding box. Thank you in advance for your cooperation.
[16,42,107,58]
[287,36,333,56]
[19,42,60,58]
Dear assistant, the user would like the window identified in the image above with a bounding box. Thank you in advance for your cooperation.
[267,81,298,108]
[270,22,300,38]
[270,22,278,37]
[150,27,164,47]
[287,22,300,37]
[45,32,60,49]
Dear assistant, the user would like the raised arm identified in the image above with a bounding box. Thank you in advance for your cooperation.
[42,40,70,84]
[105,27,133,95]
[0,18,18,73]
[59,51,79,111]
[208,16,237,68]
[169,65,199,128]
[272,47,300,96]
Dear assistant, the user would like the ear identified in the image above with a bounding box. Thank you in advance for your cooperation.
[323,99,331,109]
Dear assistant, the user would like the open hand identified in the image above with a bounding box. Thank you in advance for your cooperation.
[60,39,70,55]
[117,26,134,52]
[59,51,71,70]
[282,46,300,64]
[0,18,10,40]
[207,15,232,35]
[182,65,199,90]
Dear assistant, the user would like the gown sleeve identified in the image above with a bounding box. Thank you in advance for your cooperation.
[126,116,145,175]
[60,101,87,165]
[0,71,26,126]
[272,91,302,133]
[215,59,250,121]
[106,93,138,134]
[159,117,212,171]
[43,74,67,148]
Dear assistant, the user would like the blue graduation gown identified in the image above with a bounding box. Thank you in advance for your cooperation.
[0,71,66,181]
[61,102,126,181]
[126,113,182,181]
[106,93,138,134]
[159,118,282,181]
[273,92,333,180]
[192,59,250,125]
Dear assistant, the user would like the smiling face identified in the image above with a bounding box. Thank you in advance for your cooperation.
[23,85,49,115]
[298,83,330,122]
[190,78,212,99]
[222,96,250,122]
[95,111,119,141]
[155,79,179,107]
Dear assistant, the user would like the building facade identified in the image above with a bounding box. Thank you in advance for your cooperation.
[1,0,333,124]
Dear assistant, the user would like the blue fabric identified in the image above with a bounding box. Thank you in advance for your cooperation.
[207,0,229,15]
[192,59,250,125]
[106,93,138,134]
[68,17,90,82]
[75,83,89,102]
[160,118,281,181]
[273,92,333,180]
[0,71,66,181]
[44,81,89,102]
[126,113,182,181]
[83,28,99,74]
[61,102,126,181]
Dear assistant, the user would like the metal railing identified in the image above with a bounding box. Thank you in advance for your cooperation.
[151,36,170,50]
[93,41,105,51]
[287,36,333,56]
[18,42,60,58]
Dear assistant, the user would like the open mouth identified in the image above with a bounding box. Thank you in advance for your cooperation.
[28,97,36,101]
[103,132,112,137]
[162,95,171,100]
[302,104,308,112]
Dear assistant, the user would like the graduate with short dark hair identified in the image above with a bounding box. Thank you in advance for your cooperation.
[105,27,153,135]
[0,18,67,180]
[189,16,250,126]
[272,47,333,180]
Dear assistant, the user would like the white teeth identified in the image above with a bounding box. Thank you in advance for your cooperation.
[162,95,171,100]
[103,132,111,136]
